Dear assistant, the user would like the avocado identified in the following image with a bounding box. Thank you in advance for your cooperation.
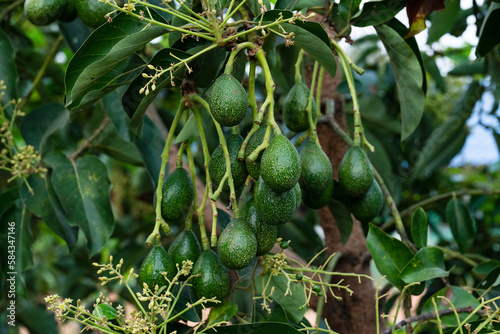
[283,82,317,132]
[161,168,194,224]
[192,250,229,302]
[245,126,274,179]
[217,218,257,269]
[58,0,77,22]
[260,135,301,193]
[338,146,373,198]
[346,179,383,223]
[208,74,248,127]
[139,246,176,290]
[241,200,277,256]
[75,0,112,28]
[254,176,297,226]
[167,230,201,279]
[299,141,333,195]
[293,182,302,211]
[209,134,247,192]
[24,0,66,26]
[302,178,334,209]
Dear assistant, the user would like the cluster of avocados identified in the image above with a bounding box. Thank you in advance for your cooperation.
[139,72,383,302]
[24,0,113,28]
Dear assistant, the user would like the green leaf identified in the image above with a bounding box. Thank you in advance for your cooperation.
[122,48,190,136]
[254,274,306,323]
[58,19,93,53]
[275,0,300,10]
[367,224,421,293]
[93,304,118,320]
[399,247,448,283]
[204,322,302,334]
[327,199,353,245]
[0,28,18,114]
[20,103,69,155]
[102,88,133,141]
[448,60,485,76]
[246,0,272,17]
[476,2,500,57]
[427,0,461,44]
[280,22,337,79]
[375,24,425,142]
[352,0,406,27]
[175,113,200,144]
[411,207,428,249]
[92,122,143,165]
[189,45,227,88]
[208,301,238,325]
[3,201,33,272]
[47,153,114,256]
[476,265,500,290]
[0,187,18,219]
[446,198,476,253]
[422,286,480,327]
[134,117,166,188]
[65,7,167,117]
[339,0,362,23]
[21,175,78,251]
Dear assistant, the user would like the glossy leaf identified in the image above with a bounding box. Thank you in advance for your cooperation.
[204,322,302,334]
[102,88,133,141]
[411,207,428,249]
[20,103,68,155]
[47,153,114,256]
[208,301,238,325]
[92,121,142,165]
[375,24,425,142]
[446,198,477,253]
[58,18,93,53]
[65,8,167,117]
[123,48,190,136]
[399,247,448,283]
[476,265,500,290]
[476,2,500,57]
[352,0,406,27]
[0,28,18,114]
[327,199,353,245]
[93,304,118,321]
[21,175,78,251]
[367,224,419,292]
[427,0,461,44]
[254,273,306,323]
[339,0,362,23]
[422,286,480,327]
[134,117,166,188]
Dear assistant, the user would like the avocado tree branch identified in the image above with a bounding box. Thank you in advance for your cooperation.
[68,116,110,162]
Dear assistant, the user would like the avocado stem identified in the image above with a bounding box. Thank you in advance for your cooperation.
[238,61,260,161]
[306,61,319,145]
[294,49,305,84]
[224,41,255,75]
[184,142,197,232]
[176,141,188,169]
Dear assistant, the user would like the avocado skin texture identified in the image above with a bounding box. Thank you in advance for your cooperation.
[208,74,248,127]
[161,168,194,224]
[346,179,383,223]
[254,176,297,226]
[24,0,66,26]
[299,141,333,195]
[245,126,274,179]
[192,250,229,302]
[75,0,111,28]
[167,230,201,279]
[139,246,176,290]
[217,218,257,269]
[293,182,302,211]
[338,146,373,198]
[302,178,334,209]
[260,135,301,194]
[58,0,77,22]
[242,200,277,256]
[283,82,317,132]
[209,134,247,192]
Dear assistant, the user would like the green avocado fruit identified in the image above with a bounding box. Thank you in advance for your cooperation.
[254,176,297,226]
[245,126,274,180]
[192,250,229,302]
[260,135,301,194]
[299,141,333,195]
[217,218,257,269]
[24,0,66,26]
[302,178,334,209]
[283,82,317,132]
[161,168,194,224]
[346,179,383,223]
[338,146,373,198]
[75,0,112,28]
[167,230,201,279]
[58,0,77,22]
[242,200,277,256]
[209,134,247,192]
[139,246,176,290]
[208,74,248,127]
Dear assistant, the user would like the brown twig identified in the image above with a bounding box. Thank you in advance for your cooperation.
[68,117,110,161]
[382,306,486,334]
